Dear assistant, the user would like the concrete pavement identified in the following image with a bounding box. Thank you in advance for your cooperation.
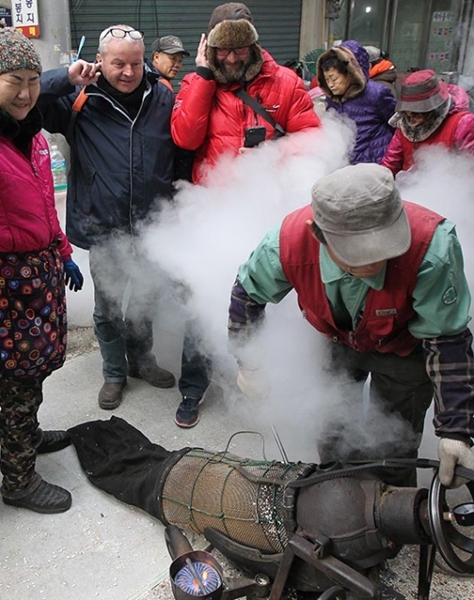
[0,333,265,600]
[1,329,473,600]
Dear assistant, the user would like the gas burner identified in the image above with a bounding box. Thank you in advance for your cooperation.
[174,560,221,596]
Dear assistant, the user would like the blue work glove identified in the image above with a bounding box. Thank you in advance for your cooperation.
[63,258,84,292]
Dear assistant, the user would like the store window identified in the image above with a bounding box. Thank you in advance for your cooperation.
[329,0,465,75]
[391,0,430,72]
[347,0,387,47]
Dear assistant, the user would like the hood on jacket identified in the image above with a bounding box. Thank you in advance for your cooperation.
[206,18,263,84]
[317,40,369,102]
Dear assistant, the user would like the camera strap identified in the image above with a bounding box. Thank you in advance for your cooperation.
[234,88,286,138]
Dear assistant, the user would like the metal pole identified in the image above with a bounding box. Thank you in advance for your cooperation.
[34,0,72,156]
[326,0,344,48]
[35,0,72,70]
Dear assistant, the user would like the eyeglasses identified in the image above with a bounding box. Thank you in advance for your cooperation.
[215,46,250,59]
[103,28,144,41]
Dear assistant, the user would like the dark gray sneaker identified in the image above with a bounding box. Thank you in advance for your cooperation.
[3,480,72,514]
[175,396,202,428]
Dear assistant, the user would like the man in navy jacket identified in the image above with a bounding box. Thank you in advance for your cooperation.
[38,24,176,409]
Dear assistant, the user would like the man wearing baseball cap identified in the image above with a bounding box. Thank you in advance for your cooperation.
[150,35,189,85]
[382,69,474,175]
[228,163,474,489]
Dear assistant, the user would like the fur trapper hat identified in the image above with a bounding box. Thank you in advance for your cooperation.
[206,19,263,84]
[208,3,253,33]
[207,18,258,48]
[0,25,42,75]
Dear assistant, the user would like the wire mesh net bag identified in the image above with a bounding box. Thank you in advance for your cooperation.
[161,448,310,553]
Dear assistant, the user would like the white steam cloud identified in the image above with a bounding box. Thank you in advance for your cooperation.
[65,111,474,468]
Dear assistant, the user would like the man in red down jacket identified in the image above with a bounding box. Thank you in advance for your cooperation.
[171,2,321,185]
[169,3,320,430]
[381,70,474,175]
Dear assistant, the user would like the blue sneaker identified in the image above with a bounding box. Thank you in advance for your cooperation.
[175,396,202,428]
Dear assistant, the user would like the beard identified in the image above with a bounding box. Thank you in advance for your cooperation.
[215,58,251,83]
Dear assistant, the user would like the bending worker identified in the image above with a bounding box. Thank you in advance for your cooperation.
[228,163,474,488]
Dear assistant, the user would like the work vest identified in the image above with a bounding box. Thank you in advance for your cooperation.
[400,111,469,171]
[279,202,444,355]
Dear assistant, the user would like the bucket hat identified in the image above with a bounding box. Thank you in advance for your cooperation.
[396,69,450,113]
[311,164,411,267]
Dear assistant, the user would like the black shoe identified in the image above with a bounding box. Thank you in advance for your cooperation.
[175,396,202,428]
[128,364,175,388]
[36,430,71,454]
[98,381,127,410]
[3,480,72,514]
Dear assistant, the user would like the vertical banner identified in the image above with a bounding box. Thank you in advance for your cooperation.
[14,0,40,38]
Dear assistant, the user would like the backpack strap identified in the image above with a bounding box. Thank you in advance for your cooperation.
[66,75,172,141]
[159,78,174,92]
[66,87,88,141]
[71,87,89,112]
[234,88,286,138]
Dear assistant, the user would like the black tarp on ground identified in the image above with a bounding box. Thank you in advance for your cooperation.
[68,416,188,519]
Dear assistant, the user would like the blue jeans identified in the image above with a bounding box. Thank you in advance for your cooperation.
[90,243,157,382]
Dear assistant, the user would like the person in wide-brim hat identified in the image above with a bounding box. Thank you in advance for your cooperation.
[381,69,474,175]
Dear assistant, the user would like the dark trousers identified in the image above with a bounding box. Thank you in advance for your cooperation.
[90,243,158,382]
[0,376,43,494]
[318,343,433,487]
[179,318,211,399]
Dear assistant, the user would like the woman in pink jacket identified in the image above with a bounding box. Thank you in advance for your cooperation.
[381,70,474,175]
[0,26,83,514]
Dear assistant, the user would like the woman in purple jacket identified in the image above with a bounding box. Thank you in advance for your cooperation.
[317,40,396,165]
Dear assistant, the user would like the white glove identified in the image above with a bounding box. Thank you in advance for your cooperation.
[438,438,474,488]
[236,366,269,403]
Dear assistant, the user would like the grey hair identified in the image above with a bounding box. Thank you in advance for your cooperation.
[98,24,144,54]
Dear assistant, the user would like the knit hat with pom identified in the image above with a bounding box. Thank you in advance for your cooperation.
[0,25,42,75]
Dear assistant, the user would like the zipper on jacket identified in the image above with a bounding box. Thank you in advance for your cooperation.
[128,84,153,237]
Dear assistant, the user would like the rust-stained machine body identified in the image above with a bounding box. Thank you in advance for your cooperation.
[158,449,437,597]
[67,418,474,599]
